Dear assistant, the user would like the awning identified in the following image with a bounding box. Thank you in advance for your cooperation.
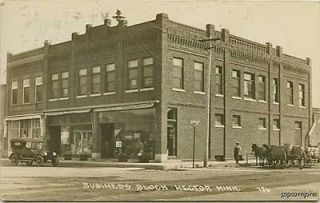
[4,114,42,121]
[94,102,156,112]
[44,109,91,116]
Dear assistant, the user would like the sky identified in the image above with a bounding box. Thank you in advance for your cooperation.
[0,0,319,107]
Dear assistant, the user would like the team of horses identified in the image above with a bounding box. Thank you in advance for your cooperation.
[251,144,310,168]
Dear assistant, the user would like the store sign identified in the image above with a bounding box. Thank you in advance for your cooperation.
[190,120,200,125]
[95,103,154,112]
[116,141,122,148]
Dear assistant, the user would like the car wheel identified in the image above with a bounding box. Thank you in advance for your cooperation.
[10,155,19,166]
[26,161,33,166]
[52,157,59,167]
[36,155,44,167]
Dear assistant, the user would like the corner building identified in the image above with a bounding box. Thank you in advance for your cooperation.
[4,13,312,162]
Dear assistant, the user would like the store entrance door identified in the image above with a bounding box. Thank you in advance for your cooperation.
[167,123,177,156]
[101,124,114,158]
[49,126,61,154]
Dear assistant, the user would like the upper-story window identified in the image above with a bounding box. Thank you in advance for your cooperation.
[172,58,184,89]
[232,69,240,97]
[244,73,255,99]
[299,84,305,107]
[11,81,18,105]
[215,113,224,127]
[91,66,101,94]
[35,77,42,102]
[259,118,267,129]
[257,75,266,101]
[61,72,69,98]
[273,78,279,103]
[23,79,30,104]
[232,115,241,128]
[78,69,87,96]
[215,66,223,95]
[287,81,293,105]
[194,62,204,92]
[273,119,280,130]
[105,64,116,93]
[51,74,59,99]
[128,59,138,90]
[142,57,154,88]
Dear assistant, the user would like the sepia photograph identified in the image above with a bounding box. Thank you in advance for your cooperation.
[0,0,319,202]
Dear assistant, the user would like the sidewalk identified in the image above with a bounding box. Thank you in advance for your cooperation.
[0,158,237,170]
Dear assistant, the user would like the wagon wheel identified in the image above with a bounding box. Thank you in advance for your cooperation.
[26,161,33,166]
[35,155,44,167]
[10,155,19,166]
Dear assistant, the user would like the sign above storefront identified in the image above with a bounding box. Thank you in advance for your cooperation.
[95,102,155,112]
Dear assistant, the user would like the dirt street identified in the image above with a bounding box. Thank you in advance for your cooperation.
[0,165,319,201]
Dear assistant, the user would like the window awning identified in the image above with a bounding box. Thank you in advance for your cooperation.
[4,115,42,121]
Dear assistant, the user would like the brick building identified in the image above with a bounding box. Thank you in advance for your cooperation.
[3,12,313,162]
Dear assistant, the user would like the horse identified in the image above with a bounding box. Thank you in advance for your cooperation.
[251,144,266,166]
[263,144,287,168]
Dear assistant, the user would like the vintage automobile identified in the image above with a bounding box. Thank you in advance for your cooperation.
[8,138,59,167]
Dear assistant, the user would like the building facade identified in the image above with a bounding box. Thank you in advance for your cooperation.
[4,12,313,162]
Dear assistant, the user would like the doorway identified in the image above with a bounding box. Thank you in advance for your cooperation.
[49,126,61,154]
[167,123,177,156]
[100,124,114,158]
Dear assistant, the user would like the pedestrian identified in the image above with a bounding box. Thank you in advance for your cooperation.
[234,142,241,166]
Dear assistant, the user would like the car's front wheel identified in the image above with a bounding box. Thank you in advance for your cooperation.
[52,157,59,167]
[35,155,44,167]
[10,155,19,166]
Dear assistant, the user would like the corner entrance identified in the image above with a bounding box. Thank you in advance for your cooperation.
[100,124,114,158]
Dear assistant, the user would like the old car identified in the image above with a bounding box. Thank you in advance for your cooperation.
[8,138,59,167]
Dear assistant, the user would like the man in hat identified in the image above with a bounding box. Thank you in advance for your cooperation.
[234,142,241,166]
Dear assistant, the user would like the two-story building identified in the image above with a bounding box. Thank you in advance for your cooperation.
[4,12,313,162]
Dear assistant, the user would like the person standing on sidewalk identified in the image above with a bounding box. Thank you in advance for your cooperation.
[234,142,241,166]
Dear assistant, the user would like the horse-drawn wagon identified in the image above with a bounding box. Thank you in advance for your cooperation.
[251,144,316,169]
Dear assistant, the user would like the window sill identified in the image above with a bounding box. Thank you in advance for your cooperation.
[259,128,267,131]
[299,106,306,108]
[215,94,224,97]
[244,98,256,102]
[141,87,154,92]
[194,91,205,95]
[172,88,185,92]
[103,92,116,95]
[90,93,101,97]
[49,98,59,102]
[125,89,139,93]
[287,104,294,107]
[59,97,69,100]
[76,95,88,98]
[215,125,225,128]
[232,126,242,129]
[273,102,279,105]
[273,129,280,131]
[232,96,242,100]
[258,100,267,103]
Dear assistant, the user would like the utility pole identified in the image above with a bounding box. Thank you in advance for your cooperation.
[199,38,220,167]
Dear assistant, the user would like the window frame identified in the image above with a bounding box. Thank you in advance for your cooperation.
[273,119,280,131]
[298,84,305,107]
[91,66,101,94]
[215,66,223,95]
[142,57,154,88]
[258,118,267,130]
[23,78,31,104]
[273,78,279,103]
[215,113,225,127]
[35,76,43,102]
[194,62,204,92]
[78,68,88,96]
[244,72,255,99]
[127,59,139,90]
[11,81,18,105]
[287,81,294,105]
[61,72,69,98]
[257,75,266,101]
[105,63,116,93]
[232,115,241,128]
[172,57,184,89]
[50,73,59,99]
[232,69,240,98]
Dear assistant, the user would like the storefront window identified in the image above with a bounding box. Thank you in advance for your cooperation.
[73,130,92,155]
[99,108,156,160]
